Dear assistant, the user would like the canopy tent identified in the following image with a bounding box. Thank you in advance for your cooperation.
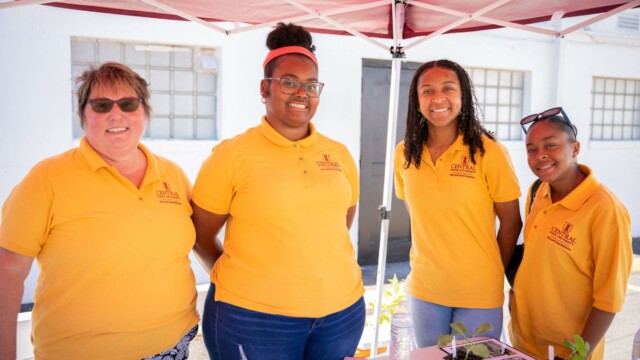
[2,0,638,356]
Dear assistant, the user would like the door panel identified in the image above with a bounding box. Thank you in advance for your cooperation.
[358,59,421,265]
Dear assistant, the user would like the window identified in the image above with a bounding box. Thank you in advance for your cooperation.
[591,77,640,140]
[71,38,218,140]
[469,67,526,140]
[618,13,640,31]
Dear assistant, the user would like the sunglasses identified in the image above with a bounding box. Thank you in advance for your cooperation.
[520,107,577,137]
[87,97,142,113]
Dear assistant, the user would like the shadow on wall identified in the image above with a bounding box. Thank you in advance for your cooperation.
[634,237,640,255]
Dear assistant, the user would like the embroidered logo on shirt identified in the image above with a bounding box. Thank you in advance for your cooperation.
[316,153,342,171]
[547,222,576,251]
[450,155,477,179]
[156,181,182,205]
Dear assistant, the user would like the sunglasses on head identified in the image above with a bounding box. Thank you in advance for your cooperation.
[520,106,577,137]
[87,97,142,113]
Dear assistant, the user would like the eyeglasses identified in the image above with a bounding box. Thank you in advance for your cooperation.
[520,107,577,137]
[264,77,325,98]
[87,97,142,113]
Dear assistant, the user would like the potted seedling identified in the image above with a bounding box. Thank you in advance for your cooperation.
[367,274,407,325]
[355,274,407,358]
[438,322,493,360]
[552,335,590,360]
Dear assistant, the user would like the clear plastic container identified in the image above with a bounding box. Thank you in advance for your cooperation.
[389,311,413,360]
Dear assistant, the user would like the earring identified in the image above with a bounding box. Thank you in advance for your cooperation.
[419,114,426,125]
[458,110,465,121]
[260,92,266,104]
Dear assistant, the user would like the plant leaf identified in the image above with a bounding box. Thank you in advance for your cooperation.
[451,322,467,336]
[474,322,493,336]
[564,338,575,349]
[438,334,454,348]
[578,343,590,357]
[469,344,490,358]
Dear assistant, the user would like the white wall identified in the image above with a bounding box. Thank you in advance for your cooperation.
[2,5,640,304]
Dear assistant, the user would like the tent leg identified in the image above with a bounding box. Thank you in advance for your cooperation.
[370,57,402,358]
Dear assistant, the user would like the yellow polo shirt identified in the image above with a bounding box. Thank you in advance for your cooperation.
[510,165,632,360]
[0,138,199,360]
[394,135,521,308]
[192,117,364,317]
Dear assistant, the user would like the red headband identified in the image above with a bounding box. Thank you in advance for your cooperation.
[262,46,318,69]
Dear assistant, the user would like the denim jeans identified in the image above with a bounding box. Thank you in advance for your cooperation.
[408,293,503,347]
[202,284,365,360]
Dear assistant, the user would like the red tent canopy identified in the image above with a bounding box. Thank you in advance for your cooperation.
[2,1,638,43]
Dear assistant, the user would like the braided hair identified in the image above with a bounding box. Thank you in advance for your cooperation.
[403,59,495,168]
[264,22,316,78]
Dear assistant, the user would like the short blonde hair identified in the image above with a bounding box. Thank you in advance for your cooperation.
[75,62,151,128]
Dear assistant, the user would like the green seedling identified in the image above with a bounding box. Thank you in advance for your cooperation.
[564,335,590,360]
[437,322,493,359]
[366,274,406,324]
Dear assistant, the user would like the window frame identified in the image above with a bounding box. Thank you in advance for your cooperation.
[70,38,218,140]
[590,76,640,141]
[468,67,527,141]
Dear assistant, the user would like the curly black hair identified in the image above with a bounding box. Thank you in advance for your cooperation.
[264,22,316,77]
[403,59,495,168]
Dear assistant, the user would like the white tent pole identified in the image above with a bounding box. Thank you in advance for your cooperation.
[404,0,512,51]
[370,55,402,358]
[229,0,389,35]
[473,17,558,36]
[138,0,229,34]
[0,0,54,9]
[318,15,390,51]
[278,0,390,51]
[551,13,565,106]
[371,1,405,357]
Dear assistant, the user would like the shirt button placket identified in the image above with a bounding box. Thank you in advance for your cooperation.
[295,143,313,186]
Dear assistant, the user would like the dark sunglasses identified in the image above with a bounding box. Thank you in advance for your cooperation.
[87,97,142,113]
[520,106,577,137]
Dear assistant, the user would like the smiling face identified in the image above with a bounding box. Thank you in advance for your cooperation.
[417,67,462,131]
[525,119,580,185]
[83,83,147,162]
[261,55,319,140]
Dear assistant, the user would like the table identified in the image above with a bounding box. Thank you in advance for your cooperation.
[345,345,446,359]
[346,337,537,359]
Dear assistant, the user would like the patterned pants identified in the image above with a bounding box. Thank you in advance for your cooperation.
[142,325,199,360]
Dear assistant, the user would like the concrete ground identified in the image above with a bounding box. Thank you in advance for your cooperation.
[188,253,640,359]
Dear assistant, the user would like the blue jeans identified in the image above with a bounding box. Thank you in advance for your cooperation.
[408,294,503,347]
[202,284,365,360]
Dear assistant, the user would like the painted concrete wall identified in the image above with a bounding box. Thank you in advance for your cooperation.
[1,5,640,304]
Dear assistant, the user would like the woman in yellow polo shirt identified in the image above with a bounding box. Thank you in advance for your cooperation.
[0,62,199,359]
[191,23,365,360]
[393,59,522,347]
[510,109,632,359]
